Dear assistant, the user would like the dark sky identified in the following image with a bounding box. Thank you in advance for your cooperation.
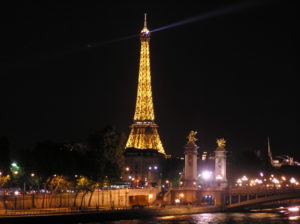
[1,1,297,157]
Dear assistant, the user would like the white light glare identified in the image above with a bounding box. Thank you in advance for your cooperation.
[241,176,248,181]
[288,207,299,212]
[272,178,279,184]
[202,171,212,180]
[259,172,264,177]
[216,175,222,180]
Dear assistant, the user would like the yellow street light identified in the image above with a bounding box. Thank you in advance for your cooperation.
[290,177,296,184]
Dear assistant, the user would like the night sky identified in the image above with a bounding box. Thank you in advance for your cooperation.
[2,1,297,158]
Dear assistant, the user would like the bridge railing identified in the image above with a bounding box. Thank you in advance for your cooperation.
[228,186,300,195]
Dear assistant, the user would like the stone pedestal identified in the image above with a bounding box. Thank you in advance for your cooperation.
[183,142,198,188]
[171,189,198,204]
[214,146,227,188]
[170,188,226,206]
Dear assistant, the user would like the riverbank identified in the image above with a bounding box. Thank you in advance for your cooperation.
[0,206,222,223]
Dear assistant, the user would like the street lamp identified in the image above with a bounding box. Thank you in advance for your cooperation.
[241,176,248,181]
[259,172,264,177]
[202,171,212,180]
[290,177,296,184]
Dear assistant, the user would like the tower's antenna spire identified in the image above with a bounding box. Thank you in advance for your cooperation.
[267,136,273,161]
[144,13,147,28]
[141,13,150,35]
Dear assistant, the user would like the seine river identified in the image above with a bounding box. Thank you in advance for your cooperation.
[84,213,300,224]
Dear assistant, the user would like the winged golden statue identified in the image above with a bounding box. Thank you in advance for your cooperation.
[187,131,198,144]
[216,138,226,148]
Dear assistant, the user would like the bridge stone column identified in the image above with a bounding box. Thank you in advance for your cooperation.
[183,141,198,188]
[214,139,227,188]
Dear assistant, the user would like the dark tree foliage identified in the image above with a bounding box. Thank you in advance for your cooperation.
[161,157,184,186]
[86,126,126,180]
[17,126,125,182]
[227,149,267,184]
[0,137,10,172]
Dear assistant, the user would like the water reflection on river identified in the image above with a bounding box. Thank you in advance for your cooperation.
[85,213,300,224]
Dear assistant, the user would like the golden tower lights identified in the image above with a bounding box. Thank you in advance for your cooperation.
[125,14,165,155]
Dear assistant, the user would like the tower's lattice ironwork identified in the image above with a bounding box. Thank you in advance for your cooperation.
[125,14,165,155]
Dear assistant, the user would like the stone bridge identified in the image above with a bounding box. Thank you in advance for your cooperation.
[226,186,300,210]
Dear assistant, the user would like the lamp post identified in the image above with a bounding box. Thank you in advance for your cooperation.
[201,170,213,187]
[148,166,152,187]
[97,187,100,210]
[23,182,26,209]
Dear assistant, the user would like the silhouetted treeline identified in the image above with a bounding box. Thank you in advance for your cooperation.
[14,126,126,182]
[2,128,300,187]
[0,137,11,172]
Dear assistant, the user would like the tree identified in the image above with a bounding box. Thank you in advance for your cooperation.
[0,175,10,188]
[86,126,126,180]
[88,182,100,207]
[0,137,10,172]
[19,140,91,179]
[46,175,73,207]
[75,176,95,209]
[47,175,73,193]
[0,174,10,210]
[161,158,184,187]
[9,161,26,188]
[13,126,126,185]
[228,149,265,184]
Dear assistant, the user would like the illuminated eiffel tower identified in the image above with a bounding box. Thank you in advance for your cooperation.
[125,14,166,155]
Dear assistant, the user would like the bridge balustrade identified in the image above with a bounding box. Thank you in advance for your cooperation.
[226,185,300,206]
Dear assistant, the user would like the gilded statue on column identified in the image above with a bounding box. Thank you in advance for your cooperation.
[187,131,198,144]
[217,138,226,148]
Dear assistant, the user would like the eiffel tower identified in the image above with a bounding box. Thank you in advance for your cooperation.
[125,14,165,155]
[123,14,167,186]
